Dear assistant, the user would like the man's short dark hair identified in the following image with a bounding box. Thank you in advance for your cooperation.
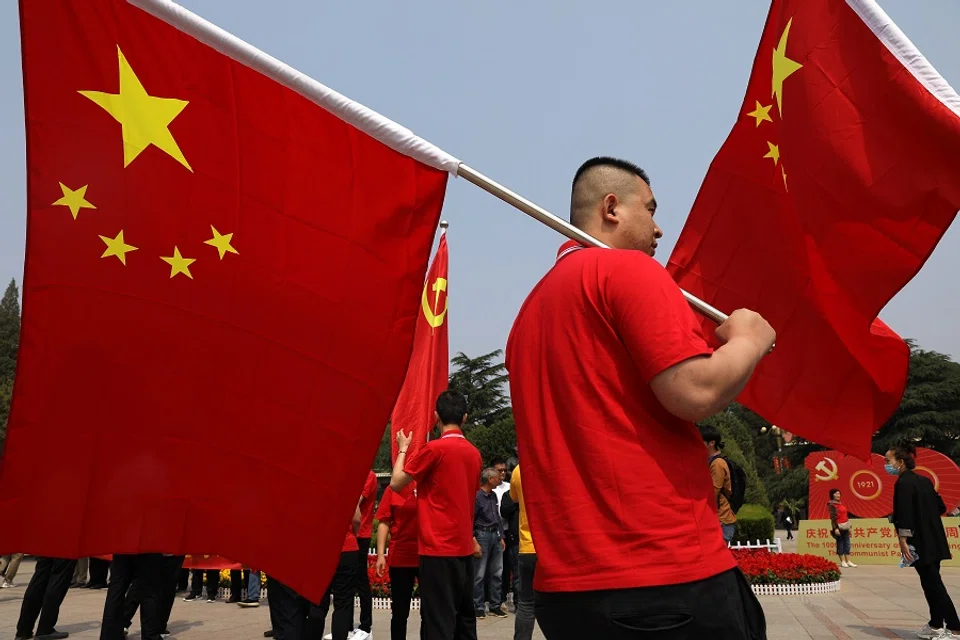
[699,425,724,450]
[436,389,467,426]
[491,458,506,468]
[569,157,651,229]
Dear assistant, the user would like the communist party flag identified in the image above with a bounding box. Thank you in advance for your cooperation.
[668,0,960,457]
[390,231,450,461]
[2,0,457,601]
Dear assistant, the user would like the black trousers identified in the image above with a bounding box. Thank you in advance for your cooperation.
[307,551,357,640]
[190,568,220,599]
[89,557,110,587]
[124,556,184,630]
[515,554,537,640]
[177,568,189,592]
[267,576,310,640]
[100,554,169,640]
[501,543,519,603]
[231,568,251,601]
[535,568,766,640]
[389,566,420,640]
[419,555,478,640]
[16,556,76,637]
[916,561,960,631]
[355,540,373,632]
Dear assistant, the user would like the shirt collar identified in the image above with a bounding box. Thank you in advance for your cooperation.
[440,428,465,439]
[556,240,585,262]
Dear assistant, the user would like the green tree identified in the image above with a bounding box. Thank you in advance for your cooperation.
[873,341,960,459]
[0,279,20,447]
[0,280,20,381]
[466,413,517,466]
[448,350,510,428]
[372,424,392,472]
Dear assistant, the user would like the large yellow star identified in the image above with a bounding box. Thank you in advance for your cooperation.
[764,141,781,165]
[746,101,773,127]
[772,18,803,116]
[53,183,96,220]
[99,230,138,265]
[161,246,196,279]
[79,47,192,171]
[203,226,239,260]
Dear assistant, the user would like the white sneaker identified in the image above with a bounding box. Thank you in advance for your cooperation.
[841,561,849,568]
[919,625,943,639]
[2,581,13,588]
[937,630,957,639]
[352,632,372,640]
[847,562,858,568]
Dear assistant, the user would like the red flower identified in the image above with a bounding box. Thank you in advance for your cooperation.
[731,550,840,585]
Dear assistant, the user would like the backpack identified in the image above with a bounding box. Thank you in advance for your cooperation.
[718,456,747,514]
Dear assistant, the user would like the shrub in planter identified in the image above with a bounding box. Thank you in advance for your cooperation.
[733,549,840,585]
[734,503,775,544]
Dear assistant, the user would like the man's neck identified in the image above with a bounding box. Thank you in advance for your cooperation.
[439,424,462,435]
[481,485,492,495]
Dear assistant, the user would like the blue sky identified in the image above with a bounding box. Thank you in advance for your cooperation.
[1,0,957,361]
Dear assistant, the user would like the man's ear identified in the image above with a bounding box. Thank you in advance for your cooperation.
[601,193,619,224]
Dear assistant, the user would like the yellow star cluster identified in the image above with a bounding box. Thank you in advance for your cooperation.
[51,47,238,279]
[744,18,802,192]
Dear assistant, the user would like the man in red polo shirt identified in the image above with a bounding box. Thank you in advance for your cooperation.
[506,157,776,638]
[390,390,481,640]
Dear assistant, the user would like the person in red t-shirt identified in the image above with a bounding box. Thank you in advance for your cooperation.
[506,157,776,638]
[390,389,481,640]
[375,483,420,640]
[350,469,379,638]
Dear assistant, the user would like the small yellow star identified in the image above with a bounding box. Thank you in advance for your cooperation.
[161,246,196,279]
[203,226,239,260]
[746,101,773,127]
[772,18,803,116]
[764,142,781,165]
[53,183,96,220]
[79,47,191,171]
[782,166,789,192]
[99,230,138,265]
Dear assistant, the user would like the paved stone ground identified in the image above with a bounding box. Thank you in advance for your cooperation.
[1,555,957,639]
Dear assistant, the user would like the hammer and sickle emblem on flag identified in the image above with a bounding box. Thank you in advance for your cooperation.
[421,277,448,329]
[814,457,839,482]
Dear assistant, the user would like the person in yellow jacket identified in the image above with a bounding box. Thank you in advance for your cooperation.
[510,464,537,640]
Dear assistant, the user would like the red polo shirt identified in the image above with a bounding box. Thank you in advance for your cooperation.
[342,528,359,553]
[359,471,378,539]
[404,428,481,557]
[506,241,734,592]
[375,484,419,568]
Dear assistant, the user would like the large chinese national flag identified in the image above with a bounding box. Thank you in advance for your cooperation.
[3,0,454,600]
[668,0,960,457]
[390,232,449,461]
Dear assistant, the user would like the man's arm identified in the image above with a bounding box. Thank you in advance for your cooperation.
[390,430,416,492]
[352,502,362,535]
[650,312,774,422]
[606,255,774,423]
[708,459,724,501]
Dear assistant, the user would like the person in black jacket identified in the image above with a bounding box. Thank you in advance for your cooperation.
[887,443,960,639]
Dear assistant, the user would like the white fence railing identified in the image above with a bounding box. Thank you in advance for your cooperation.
[729,538,783,553]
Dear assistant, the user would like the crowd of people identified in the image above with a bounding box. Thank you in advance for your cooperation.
[9,157,960,640]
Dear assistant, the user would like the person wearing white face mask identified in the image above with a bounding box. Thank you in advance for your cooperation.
[887,442,960,639]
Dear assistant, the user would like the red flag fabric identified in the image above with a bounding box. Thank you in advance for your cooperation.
[2,0,452,601]
[667,0,960,457]
[390,233,450,461]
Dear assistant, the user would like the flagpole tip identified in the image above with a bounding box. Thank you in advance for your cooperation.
[439,220,449,234]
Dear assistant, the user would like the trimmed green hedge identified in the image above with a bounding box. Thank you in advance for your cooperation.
[734,503,776,544]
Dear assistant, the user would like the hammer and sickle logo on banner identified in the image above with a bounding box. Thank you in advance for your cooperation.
[815,457,839,482]
[421,277,448,329]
